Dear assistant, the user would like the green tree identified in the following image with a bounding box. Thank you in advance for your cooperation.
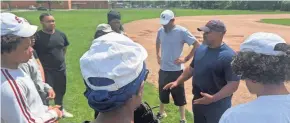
[281,1,290,11]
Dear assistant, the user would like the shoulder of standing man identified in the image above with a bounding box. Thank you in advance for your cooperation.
[220,43,237,59]
[158,26,164,32]
[34,30,43,41]
[174,25,189,31]
[54,29,65,35]
[176,25,197,45]
[55,29,70,46]
[156,27,164,41]
[175,25,186,30]
[219,103,250,123]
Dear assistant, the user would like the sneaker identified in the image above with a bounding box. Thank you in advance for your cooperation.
[180,119,187,123]
[156,112,167,119]
[62,109,74,118]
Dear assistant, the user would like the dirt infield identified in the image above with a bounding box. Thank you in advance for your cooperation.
[124,14,290,112]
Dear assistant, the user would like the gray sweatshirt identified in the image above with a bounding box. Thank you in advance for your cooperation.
[19,56,52,93]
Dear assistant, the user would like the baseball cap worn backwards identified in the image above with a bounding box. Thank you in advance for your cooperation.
[1,13,37,37]
[240,32,287,56]
[160,10,175,25]
[80,33,148,112]
[197,20,226,33]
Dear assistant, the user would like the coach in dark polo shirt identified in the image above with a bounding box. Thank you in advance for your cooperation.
[34,13,73,118]
[164,20,240,123]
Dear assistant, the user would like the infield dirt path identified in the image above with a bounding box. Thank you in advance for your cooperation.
[124,14,290,112]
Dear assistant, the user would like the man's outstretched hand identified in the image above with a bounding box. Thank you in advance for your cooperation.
[193,92,215,105]
[163,81,179,90]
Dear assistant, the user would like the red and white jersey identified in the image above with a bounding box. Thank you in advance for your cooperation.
[1,68,58,123]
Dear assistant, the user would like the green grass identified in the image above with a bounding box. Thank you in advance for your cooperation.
[261,18,290,26]
[13,9,286,123]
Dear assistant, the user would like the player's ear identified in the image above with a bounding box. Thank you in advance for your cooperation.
[171,19,175,23]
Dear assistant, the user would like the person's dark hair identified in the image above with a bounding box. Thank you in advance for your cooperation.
[1,34,22,54]
[94,30,108,39]
[39,13,52,21]
[232,43,290,84]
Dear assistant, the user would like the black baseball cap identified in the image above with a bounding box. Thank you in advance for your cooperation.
[107,10,121,23]
[197,20,226,32]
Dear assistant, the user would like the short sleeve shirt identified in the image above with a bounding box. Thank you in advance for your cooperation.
[157,25,196,71]
[219,94,290,123]
[190,44,239,99]
[34,30,69,70]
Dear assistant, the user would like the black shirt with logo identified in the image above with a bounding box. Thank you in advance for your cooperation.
[34,30,69,71]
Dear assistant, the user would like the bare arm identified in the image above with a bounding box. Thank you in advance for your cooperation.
[213,81,239,102]
[156,36,161,64]
[176,66,194,85]
[156,42,160,57]
[185,41,200,61]
[163,66,194,90]
[156,29,161,59]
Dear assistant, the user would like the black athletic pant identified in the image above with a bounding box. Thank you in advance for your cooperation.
[44,69,67,110]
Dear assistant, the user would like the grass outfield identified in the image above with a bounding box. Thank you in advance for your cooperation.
[14,9,286,123]
[261,18,290,26]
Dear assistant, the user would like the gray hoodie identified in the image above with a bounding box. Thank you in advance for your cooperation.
[19,55,52,94]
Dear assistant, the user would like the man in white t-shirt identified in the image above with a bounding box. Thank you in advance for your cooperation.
[1,13,62,123]
[219,32,290,123]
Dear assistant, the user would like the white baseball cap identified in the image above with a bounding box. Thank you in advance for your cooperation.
[1,13,37,37]
[96,23,113,33]
[240,32,287,56]
[160,10,175,25]
[80,33,148,92]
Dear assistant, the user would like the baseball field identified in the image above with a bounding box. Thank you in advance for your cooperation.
[15,9,290,123]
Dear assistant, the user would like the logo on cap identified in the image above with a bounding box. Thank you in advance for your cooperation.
[161,14,166,19]
[206,20,216,25]
[15,16,23,24]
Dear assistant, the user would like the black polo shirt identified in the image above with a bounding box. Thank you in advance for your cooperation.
[34,30,69,71]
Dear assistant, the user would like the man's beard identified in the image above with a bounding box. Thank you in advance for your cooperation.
[164,26,170,33]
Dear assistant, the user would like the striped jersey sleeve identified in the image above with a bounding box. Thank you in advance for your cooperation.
[1,69,58,123]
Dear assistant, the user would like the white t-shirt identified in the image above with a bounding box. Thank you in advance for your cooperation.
[219,94,290,123]
[1,68,58,123]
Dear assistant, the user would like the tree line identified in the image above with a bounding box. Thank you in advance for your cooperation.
[2,0,290,11]
[126,1,290,11]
